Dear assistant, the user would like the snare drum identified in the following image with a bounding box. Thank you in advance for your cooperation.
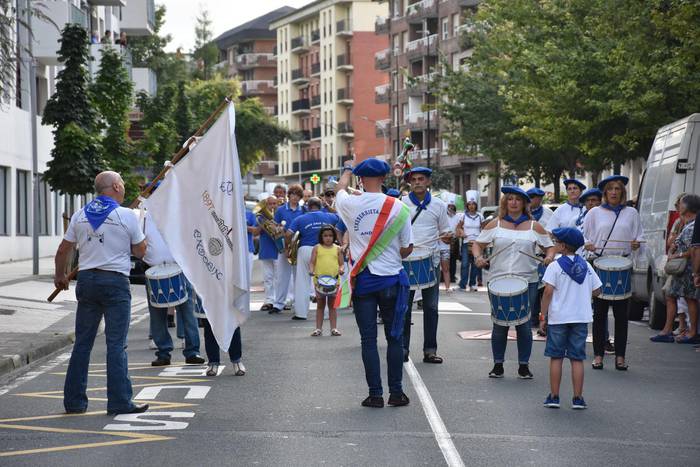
[145,263,188,308]
[593,256,632,300]
[402,254,438,290]
[487,275,530,326]
[315,275,338,296]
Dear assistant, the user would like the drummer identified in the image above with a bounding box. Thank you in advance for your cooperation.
[527,187,554,226]
[547,179,586,231]
[576,188,603,231]
[473,186,554,379]
[402,167,451,364]
[583,175,642,371]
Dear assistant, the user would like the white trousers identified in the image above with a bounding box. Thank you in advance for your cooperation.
[294,246,314,318]
[261,259,276,304]
[274,252,294,309]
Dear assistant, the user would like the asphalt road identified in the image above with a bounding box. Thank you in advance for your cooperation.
[1,286,699,466]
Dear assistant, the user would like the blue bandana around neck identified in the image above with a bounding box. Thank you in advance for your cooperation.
[566,201,581,211]
[557,255,588,284]
[409,191,431,212]
[531,206,543,221]
[602,203,625,215]
[503,213,529,225]
[84,195,120,231]
[575,208,588,226]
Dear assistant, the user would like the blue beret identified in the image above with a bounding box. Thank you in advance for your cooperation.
[386,188,401,198]
[500,185,531,202]
[352,159,390,177]
[404,166,433,181]
[563,178,586,191]
[597,175,629,191]
[552,227,585,249]
[579,188,603,202]
[526,187,545,197]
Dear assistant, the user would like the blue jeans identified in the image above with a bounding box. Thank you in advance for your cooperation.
[146,279,200,360]
[490,282,538,364]
[459,243,479,288]
[203,319,241,364]
[353,285,404,397]
[404,280,439,354]
[64,270,135,413]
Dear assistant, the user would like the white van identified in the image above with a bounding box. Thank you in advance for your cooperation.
[632,113,700,329]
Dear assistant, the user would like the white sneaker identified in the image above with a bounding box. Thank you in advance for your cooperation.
[470,286,478,292]
[148,339,157,350]
[232,362,246,376]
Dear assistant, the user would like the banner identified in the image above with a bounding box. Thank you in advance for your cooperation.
[144,103,250,351]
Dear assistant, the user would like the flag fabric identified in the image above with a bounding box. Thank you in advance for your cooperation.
[144,102,249,351]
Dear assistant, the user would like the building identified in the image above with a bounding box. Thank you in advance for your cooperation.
[214,6,296,177]
[0,0,155,262]
[271,0,390,188]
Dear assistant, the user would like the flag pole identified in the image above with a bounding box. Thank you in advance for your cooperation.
[47,96,233,302]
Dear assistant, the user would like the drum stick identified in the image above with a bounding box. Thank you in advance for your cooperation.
[518,250,544,263]
[47,268,78,302]
[605,239,646,243]
[484,241,515,262]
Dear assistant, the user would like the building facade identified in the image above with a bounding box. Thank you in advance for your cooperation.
[272,0,390,188]
[0,0,155,262]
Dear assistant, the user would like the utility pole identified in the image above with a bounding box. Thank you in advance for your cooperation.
[25,1,40,275]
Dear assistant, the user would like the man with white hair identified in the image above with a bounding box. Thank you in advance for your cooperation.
[256,193,280,311]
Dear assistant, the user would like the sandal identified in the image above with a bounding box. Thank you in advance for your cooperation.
[676,335,699,344]
[615,362,628,371]
[591,361,604,370]
[331,328,342,336]
[260,303,272,311]
[650,333,675,343]
[311,329,322,337]
[423,353,444,364]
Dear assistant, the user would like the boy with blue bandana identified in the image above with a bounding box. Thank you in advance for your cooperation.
[540,227,602,410]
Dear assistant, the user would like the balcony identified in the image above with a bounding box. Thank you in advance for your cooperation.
[407,72,439,95]
[405,110,438,130]
[337,122,354,138]
[375,16,389,35]
[337,88,353,105]
[336,19,353,36]
[413,148,440,161]
[375,119,391,138]
[241,80,275,96]
[311,127,322,140]
[256,160,277,176]
[311,62,321,76]
[90,0,125,5]
[336,54,353,71]
[235,53,275,69]
[263,106,275,116]
[293,130,311,145]
[300,159,322,173]
[291,98,311,114]
[405,34,438,59]
[375,48,391,70]
[132,67,157,96]
[291,36,309,53]
[32,1,88,65]
[406,0,437,23]
[311,29,321,44]
[291,68,310,85]
[310,95,321,108]
[88,44,132,80]
[375,83,390,104]
[121,0,156,36]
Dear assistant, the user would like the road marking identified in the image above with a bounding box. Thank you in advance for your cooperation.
[404,358,465,467]
[0,352,71,396]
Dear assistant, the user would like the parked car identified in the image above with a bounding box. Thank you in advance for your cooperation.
[633,113,700,329]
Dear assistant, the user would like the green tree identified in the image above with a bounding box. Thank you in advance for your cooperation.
[192,7,219,80]
[134,84,178,173]
[174,80,192,146]
[42,24,103,195]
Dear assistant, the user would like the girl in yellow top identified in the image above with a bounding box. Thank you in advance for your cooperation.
[309,225,345,336]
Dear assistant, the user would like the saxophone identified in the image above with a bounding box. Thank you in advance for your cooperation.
[252,201,285,253]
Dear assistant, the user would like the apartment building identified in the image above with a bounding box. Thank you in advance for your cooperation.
[0,0,155,262]
[272,0,390,187]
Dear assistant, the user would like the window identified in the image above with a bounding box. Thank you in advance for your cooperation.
[16,170,29,236]
[54,190,62,236]
[442,18,449,40]
[452,13,459,35]
[38,175,49,236]
[0,166,7,235]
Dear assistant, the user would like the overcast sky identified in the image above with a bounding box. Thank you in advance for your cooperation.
[160,0,312,53]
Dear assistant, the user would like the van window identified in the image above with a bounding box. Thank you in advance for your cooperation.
[664,125,686,159]
[651,134,666,162]
[652,162,676,213]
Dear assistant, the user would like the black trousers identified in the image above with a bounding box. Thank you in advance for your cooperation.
[592,298,628,358]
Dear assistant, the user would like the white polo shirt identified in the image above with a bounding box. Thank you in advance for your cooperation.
[542,257,602,324]
[335,190,413,276]
[65,206,145,276]
[142,211,176,266]
[402,194,451,261]
[546,202,583,231]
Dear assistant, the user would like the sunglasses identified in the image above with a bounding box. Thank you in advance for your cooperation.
[324,192,335,197]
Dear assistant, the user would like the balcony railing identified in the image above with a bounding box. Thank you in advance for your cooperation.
[413,148,440,160]
[311,29,320,43]
[407,72,439,94]
[337,121,354,135]
[311,62,321,76]
[291,98,310,113]
[311,95,321,107]
[241,80,275,95]
[311,127,321,139]
[291,68,309,84]
[375,16,389,35]
[375,48,391,70]
[235,53,275,68]
[404,110,438,127]
[336,54,352,69]
[291,36,309,52]
[406,0,437,22]
[337,88,353,103]
[405,34,438,58]
[375,119,391,137]
[300,159,321,172]
[336,19,352,36]
[375,83,390,104]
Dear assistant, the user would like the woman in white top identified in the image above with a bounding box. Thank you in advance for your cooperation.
[583,175,642,371]
[473,186,555,379]
[546,178,586,231]
[457,199,484,290]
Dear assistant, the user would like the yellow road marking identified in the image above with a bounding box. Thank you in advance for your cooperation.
[0,401,197,423]
[0,437,169,457]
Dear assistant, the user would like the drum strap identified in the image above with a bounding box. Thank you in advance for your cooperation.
[596,210,622,257]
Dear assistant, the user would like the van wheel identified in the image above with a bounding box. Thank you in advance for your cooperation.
[627,299,645,321]
[648,289,666,330]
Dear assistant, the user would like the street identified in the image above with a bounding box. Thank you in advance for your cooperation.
[1,281,699,466]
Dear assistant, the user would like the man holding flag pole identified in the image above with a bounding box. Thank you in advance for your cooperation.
[334,159,414,408]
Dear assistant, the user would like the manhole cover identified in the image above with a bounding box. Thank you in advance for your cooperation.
[0,309,15,315]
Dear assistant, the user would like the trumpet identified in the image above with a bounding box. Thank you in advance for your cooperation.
[252,200,286,252]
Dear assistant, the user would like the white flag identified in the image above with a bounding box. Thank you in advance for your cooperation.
[144,103,250,351]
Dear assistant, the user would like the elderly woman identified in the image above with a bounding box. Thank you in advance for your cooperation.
[651,194,700,344]
[583,176,642,371]
[458,197,484,291]
[473,186,555,379]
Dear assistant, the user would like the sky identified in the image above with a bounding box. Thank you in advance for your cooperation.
[160,0,312,53]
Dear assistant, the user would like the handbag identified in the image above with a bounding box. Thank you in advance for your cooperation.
[664,256,688,276]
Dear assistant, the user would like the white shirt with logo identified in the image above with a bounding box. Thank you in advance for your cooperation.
[542,257,602,324]
[402,194,451,262]
[65,206,145,276]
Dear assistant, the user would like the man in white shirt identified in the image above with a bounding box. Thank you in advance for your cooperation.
[527,187,554,227]
[546,179,586,231]
[54,171,149,416]
[401,167,451,364]
[334,159,414,408]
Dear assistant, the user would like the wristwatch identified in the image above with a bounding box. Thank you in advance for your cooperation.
[342,165,353,172]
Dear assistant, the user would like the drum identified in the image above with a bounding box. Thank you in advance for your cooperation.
[145,263,188,308]
[487,275,530,326]
[593,256,632,300]
[315,275,338,296]
[402,254,438,290]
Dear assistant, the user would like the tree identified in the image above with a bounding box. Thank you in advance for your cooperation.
[42,24,103,196]
[191,7,219,80]
[134,84,178,173]
[174,80,192,146]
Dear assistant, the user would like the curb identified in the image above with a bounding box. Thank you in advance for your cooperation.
[0,333,75,378]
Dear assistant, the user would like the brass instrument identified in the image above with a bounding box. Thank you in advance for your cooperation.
[288,231,300,265]
[253,200,285,252]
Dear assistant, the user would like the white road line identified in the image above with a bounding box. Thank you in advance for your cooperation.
[404,358,465,467]
[0,352,71,396]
